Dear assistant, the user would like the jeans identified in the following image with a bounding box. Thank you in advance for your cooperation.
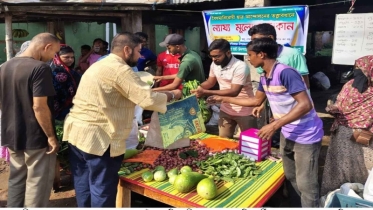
[280,134,321,207]
[68,144,124,207]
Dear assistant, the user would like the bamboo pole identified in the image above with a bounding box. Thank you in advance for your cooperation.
[5,13,13,60]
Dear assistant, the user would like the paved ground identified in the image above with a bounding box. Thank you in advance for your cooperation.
[0,85,342,207]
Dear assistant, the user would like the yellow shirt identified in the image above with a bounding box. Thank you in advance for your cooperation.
[63,54,167,157]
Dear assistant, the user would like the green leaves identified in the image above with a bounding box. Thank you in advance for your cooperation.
[179,149,199,159]
[197,152,262,183]
[182,80,212,123]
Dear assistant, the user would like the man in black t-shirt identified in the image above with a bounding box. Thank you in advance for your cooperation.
[0,33,61,207]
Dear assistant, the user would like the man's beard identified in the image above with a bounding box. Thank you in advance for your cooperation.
[125,52,138,67]
[214,55,230,67]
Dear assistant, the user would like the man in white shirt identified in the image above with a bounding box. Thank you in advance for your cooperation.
[192,39,257,138]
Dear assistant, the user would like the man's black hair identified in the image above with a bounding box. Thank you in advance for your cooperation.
[248,23,277,41]
[111,32,142,52]
[103,41,109,47]
[134,32,148,41]
[246,37,278,59]
[93,38,104,44]
[81,45,91,51]
[208,39,231,53]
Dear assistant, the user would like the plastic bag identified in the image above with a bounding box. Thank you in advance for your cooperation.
[364,168,373,202]
[206,105,220,126]
[145,95,205,149]
[134,105,144,126]
[312,71,331,90]
[126,118,139,150]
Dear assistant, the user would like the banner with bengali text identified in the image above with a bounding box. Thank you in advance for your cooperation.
[202,5,309,55]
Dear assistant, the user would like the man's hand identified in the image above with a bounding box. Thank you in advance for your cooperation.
[46,136,59,154]
[190,86,205,98]
[206,95,224,104]
[252,103,265,118]
[257,123,277,141]
[171,89,182,100]
[325,104,339,114]
[153,76,163,83]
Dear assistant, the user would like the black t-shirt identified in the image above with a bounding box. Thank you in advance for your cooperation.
[0,57,56,150]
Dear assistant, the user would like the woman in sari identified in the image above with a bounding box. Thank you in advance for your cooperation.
[321,55,373,195]
[51,45,81,120]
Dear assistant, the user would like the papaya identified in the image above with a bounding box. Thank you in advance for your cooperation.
[167,167,178,178]
[197,178,217,200]
[180,166,192,174]
[173,172,208,193]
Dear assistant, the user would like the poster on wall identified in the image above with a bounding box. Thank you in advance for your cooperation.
[202,5,309,55]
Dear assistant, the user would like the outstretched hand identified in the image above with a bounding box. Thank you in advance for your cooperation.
[190,86,205,98]
[206,95,224,105]
[153,76,163,83]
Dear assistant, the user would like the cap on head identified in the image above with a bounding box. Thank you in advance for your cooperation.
[159,34,185,47]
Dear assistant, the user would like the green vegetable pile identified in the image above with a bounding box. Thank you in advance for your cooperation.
[182,80,211,123]
[197,152,262,183]
[118,162,152,176]
[55,120,69,169]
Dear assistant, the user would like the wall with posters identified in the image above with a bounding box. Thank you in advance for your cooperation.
[202,5,309,55]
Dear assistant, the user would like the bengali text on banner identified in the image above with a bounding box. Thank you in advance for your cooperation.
[202,6,309,55]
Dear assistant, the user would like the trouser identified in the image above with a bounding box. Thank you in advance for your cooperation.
[68,144,124,207]
[218,110,257,139]
[280,134,321,207]
[7,147,56,207]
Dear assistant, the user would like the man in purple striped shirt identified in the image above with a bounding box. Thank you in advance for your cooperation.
[207,38,323,207]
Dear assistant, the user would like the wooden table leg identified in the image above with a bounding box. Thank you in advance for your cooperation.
[116,179,131,207]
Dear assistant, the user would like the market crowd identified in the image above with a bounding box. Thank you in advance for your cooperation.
[0,23,372,208]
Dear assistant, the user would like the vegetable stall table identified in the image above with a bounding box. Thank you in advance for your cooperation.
[116,133,285,208]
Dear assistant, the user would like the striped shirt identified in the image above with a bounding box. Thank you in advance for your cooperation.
[258,63,323,144]
[63,54,168,157]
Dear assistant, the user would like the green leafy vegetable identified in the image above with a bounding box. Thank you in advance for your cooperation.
[197,152,262,183]
[182,80,211,122]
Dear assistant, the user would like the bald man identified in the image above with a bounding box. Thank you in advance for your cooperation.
[63,32,181,207]
[0,33,60,207]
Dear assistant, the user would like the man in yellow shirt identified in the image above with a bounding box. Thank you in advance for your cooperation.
[63,32,180,207]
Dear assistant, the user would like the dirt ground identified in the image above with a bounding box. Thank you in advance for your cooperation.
[0,85,341,207]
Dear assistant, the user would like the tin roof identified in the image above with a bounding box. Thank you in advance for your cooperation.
[0,0,167,4]
[167,0,222,4]
[0,0,221,4]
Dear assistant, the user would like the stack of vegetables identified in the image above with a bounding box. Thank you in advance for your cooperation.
[182,80,211,123]
[141,165,219,200]
[119,139,263,201]
[122,140,210,172]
